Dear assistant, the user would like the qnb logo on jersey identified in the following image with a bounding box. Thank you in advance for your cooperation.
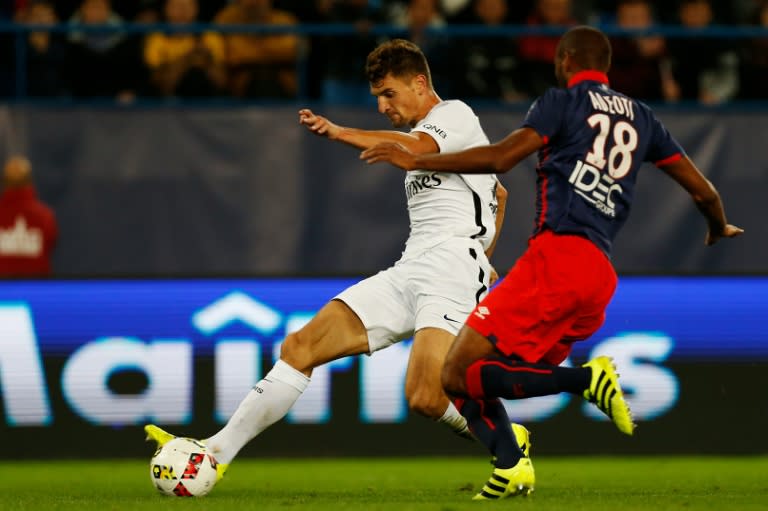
[473,306,490,320]
[568,160,623,217]
[420,123,447,139]
[0,217,43,257]
[405,172,443,200]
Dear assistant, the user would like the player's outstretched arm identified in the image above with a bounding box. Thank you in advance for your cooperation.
[661,156,744,245]
[299,108,343,139]
[361,127,543,174]
[298,109,438,153]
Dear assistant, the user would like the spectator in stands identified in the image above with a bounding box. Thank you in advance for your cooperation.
[144,0,227,97]
[516,0,577,98]
[213,0,300,98]
[738,0,768,99]
[20,0,67,97]
[385,0,475,23]
[55,0,142,25]
[65,0,146,100]
[303,0,385,103]
[667,0,739,104]
[608,0,679,101]
[0,2,18,97]
[398,0,446,41]
[453,0,524,101]
[134,0,161,23]
[196,0,227,22]
[390,0,455,94]
[0,156,58,277]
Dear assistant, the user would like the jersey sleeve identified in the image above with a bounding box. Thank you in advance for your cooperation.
[411,101,483,153]
[645,113,685,166]
[521,88,565,142]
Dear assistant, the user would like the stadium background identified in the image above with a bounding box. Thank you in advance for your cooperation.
[0,8,766,460]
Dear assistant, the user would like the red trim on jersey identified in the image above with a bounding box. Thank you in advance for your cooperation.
[534,137,551,233]
[536,170,549,231]
[568,70,610,88]
[655,152,683,167]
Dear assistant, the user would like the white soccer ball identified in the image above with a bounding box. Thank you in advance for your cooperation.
[149,437,219,497]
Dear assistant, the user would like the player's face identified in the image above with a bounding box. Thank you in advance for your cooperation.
[370,73,423,128]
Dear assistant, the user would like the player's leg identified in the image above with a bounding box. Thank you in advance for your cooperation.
[448,232,633,433]
[146,299,369,469]
[442,325,535,499]
[202,299,369,464]
[403,326,533,459]
[404,327,473,439]
[402,239,496,439]
[439,234,589,499]
[442,325,530,466]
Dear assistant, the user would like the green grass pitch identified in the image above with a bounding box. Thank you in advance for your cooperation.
[1,457,766,510]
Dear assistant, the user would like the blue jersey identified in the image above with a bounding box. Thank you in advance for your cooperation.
[522,70,683,256]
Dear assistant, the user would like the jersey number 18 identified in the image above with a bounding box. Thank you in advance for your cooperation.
[585,113,638,180]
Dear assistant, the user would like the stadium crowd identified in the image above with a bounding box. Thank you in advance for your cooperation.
[0,0,766,103]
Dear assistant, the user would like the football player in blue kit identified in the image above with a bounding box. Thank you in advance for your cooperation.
[362,26,743,499]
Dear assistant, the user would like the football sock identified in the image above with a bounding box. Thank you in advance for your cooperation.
[206,359,310,464]
[437,401,474,440]
[456,398,522,469]
[466,355,590,400]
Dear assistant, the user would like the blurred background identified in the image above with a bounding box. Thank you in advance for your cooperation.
[0,0,765,459]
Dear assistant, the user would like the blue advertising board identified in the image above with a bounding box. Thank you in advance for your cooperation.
[0,277,765,456]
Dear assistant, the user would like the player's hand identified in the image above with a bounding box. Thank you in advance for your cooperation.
[706,224,744,246]
[488,266,499,287]
[360,142,417,170]
[298,108,340,139]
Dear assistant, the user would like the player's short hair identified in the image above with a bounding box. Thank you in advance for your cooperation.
[557,26,612,73]
[365,39,433,87]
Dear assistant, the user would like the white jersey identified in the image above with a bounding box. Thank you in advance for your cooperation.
[335,101,497,350]
[401,100,498,260]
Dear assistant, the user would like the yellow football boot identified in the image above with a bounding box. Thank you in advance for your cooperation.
[511,423,531,458]
[582,356,636,435]
[473,457,535,500]
[144,424,175,448]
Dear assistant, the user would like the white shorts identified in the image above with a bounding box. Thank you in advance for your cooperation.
[335,238,492,353]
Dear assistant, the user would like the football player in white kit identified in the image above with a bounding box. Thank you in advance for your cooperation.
[145,39,530,486]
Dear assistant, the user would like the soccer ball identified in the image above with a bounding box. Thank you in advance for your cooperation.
[149,437,218,497]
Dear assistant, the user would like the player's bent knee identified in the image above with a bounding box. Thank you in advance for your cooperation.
[406,390,448,419]
[280,331,315,373]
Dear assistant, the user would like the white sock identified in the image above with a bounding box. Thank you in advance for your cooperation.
[437,401,473,440]
[206,360,310,464]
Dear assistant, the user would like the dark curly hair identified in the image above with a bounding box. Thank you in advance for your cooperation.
[557,26,612,73]
[365,39,433,87]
